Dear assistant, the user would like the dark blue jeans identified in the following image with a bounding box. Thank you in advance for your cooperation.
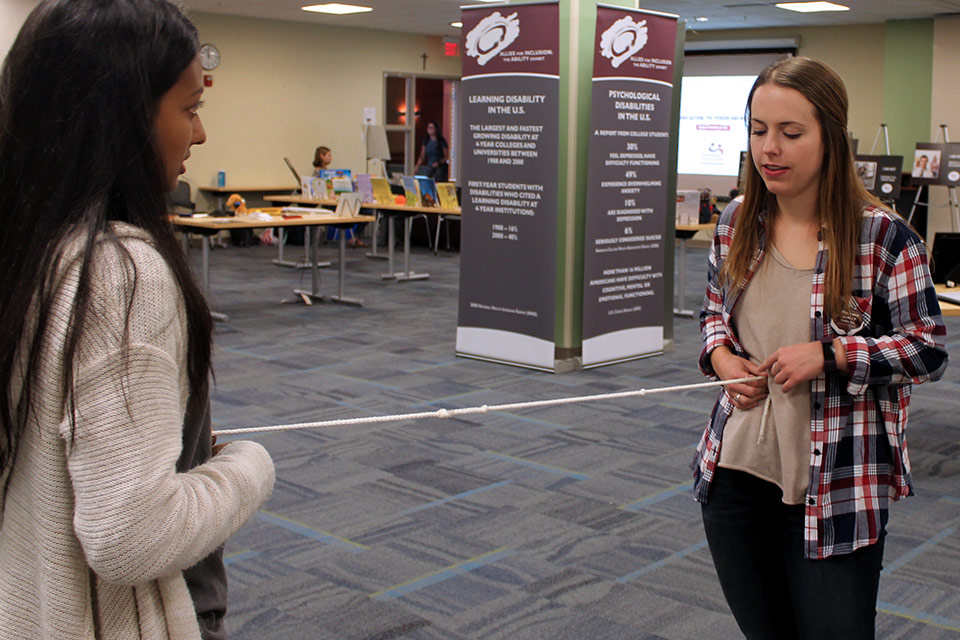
[701,468,885,640]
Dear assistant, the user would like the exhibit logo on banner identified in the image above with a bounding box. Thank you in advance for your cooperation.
[457,2,561,371]
[581,6,678,368]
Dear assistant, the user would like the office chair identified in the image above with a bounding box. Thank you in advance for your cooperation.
[168,180,195,215]
[433,214,459,254]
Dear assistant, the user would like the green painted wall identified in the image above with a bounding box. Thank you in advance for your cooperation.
[882,20,934,159]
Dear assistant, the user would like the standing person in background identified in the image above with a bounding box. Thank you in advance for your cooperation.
[413,121,450,182]
[693,56,947,639]
[313,144,367,247]
[0,1,275,638]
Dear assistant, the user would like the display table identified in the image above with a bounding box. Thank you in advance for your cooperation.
[674,222,715,317]
[264,195,461,282]
[172,211,374,316]
[198,184,298,209]
[935,283,960,317]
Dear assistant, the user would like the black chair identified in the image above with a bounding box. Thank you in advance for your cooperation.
[168,179,195,215]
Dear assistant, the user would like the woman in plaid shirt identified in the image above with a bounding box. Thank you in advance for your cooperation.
[692,57,947,639]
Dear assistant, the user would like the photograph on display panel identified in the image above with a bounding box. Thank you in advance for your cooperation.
[912,148,940,180]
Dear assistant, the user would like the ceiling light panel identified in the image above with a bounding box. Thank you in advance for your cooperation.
[775,2,850,12]
[301,3,373,15]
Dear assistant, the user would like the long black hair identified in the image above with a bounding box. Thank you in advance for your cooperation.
[0,0,212,472]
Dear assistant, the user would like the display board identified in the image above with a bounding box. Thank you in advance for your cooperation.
[854,155,903,199]
[581,5,678,367]
[911,143,960,187]
[456,2,560,371]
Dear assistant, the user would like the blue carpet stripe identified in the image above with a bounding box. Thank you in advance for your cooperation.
[877,600,960,632]
[483,451,589,480]
[257,511,368,553]
[370,547,516,600]
[223,550,260,566]
[276,363,340,376]
[327,373,404,392]
[398,480,514,516]
[940,495,960,505]
[620,480,694,510]
[616,539,709,584]
[221,347,278,361]
[415,391,492,407]
[882,527,955,574]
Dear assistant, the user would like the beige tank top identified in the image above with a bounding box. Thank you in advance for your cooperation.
[719,243,813,504]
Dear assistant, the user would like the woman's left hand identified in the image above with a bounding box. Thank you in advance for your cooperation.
[759,342,823,392]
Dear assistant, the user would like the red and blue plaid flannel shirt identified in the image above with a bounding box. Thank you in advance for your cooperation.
[692,203,948,559]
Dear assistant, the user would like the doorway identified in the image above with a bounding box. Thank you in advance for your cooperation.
[383,73,459,183]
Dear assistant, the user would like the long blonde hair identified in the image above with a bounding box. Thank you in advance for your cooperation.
[722,57,883,322]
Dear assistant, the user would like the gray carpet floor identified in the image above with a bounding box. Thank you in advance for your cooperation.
[188,231,960,639]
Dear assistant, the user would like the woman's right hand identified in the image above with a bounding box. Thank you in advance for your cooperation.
[710,346,768,410]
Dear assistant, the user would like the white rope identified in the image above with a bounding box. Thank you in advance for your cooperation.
[757,395,773,445]
[212,375,765,437]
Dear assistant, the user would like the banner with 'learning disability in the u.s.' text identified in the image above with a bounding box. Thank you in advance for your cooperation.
[456,1,560,371]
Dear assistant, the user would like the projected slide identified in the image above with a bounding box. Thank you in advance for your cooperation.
[678,75,756,177]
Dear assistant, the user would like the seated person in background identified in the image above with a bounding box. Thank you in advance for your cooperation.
[313,145,367,248]
[312,145,332,176]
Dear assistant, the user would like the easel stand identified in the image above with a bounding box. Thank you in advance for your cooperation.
[870,123,897,212]
[908,124,960,232]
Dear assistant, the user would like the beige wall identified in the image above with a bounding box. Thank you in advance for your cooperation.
[0,0,41,55]
[929,16,960,237]
[685,24,887,147]
[185,12,460,208]
[4,5,954,233]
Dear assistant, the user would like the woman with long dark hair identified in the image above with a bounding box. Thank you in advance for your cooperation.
[693,57,947,638]
[0,1,274,638]
[413,120,449,182]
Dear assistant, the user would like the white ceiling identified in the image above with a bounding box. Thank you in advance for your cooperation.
[180,0,960,38]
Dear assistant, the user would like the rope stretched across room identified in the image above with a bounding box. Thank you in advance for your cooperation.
[211,375,765,437]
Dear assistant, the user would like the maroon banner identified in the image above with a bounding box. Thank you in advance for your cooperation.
[457,2,561,371]
[461,2,559,78]
[581,6,678,368]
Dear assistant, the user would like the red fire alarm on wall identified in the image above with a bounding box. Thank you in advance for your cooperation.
[203,74,213,87]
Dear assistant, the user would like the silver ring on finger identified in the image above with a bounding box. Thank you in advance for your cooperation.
[735,393,742,403]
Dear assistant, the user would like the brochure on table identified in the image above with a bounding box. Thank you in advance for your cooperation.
[580,5,678,368]
[456,1,560,371]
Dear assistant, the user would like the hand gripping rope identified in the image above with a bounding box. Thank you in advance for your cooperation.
[211,376,765,437]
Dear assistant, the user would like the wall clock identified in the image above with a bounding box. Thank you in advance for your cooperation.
[199,43,220,71]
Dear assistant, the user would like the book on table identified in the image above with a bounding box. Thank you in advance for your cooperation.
[300,176,329,200]
[330,177,354,194]
[414,175,439,207]
[401,176,421,207]
[436,182,459,209]
[939,289,960,306]
[370,176,394,205]
[355,174,375,204]
[320,168,352,180]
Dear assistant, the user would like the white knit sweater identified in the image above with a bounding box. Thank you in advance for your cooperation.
[0,225,275,639]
